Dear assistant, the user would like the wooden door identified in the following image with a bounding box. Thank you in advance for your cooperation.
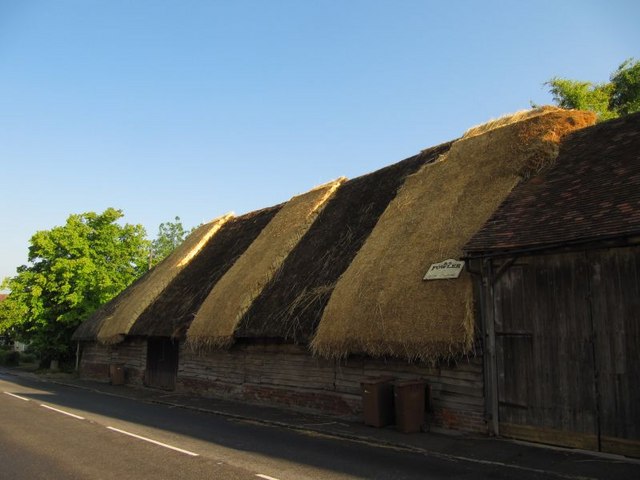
[494,253,598,450]
[145,337,179,390]
[491,247,640,456]
[589,247,640,457]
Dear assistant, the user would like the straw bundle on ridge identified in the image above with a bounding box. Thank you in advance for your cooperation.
[95,214,233,344]
[312,108,596,362]
[186,178,346,349]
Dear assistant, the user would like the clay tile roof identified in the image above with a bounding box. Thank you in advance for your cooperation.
[465,112,640,255]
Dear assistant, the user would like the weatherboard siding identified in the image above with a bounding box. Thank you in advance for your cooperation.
[79,338,146,385]
[111,337,146,385]
[79,342,111,380]
[79,339,486,433]
[177,343,486,433]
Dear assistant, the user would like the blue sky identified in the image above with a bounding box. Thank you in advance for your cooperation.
[1,0,639,286]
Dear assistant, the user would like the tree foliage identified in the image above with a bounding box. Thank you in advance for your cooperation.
[546,58,640,121]
[609,59,640,116]
[0,208,149,362]
[150,216,189,267]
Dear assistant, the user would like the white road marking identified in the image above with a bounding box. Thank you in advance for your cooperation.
[40,403,85,420]
[256,475,281,480]
[106,426,199,457]
[4,392,30,401]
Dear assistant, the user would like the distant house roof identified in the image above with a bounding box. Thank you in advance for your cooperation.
[465,113,640,256]
[0,294,7,302]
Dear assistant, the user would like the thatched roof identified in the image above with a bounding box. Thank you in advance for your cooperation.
[465,112,640,255]
[72,276,140,341]
[311,108,596,361]
[74,106,603,362]
[75,215,233,344]
[128,206,282,338]
[234,143,452,343]
[185,178,345,349]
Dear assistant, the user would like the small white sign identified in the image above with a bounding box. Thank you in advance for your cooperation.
[423,259,465,280]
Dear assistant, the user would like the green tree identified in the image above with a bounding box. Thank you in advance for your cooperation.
[149,216,189,267]
[546,58,640,120]
[609,59,640,116]
[0,208,149,364]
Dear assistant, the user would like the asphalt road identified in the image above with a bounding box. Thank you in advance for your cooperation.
[0,372,549,480]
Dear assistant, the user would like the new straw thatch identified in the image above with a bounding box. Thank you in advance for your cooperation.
[235,143,452,343]
[94,214,233,344]
[312,107,596,362]
[129,206,282,338]
[186,178,346,348]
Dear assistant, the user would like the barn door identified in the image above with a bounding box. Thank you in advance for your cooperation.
[145,337,179,390]
[490,247,640,457]
[493,253,598,450]
[588,247,640,457]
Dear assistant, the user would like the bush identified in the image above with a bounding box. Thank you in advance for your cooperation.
[6,351,20,366]
[20,353,37,364]
[23,344,35,355]
[0,350,20,366]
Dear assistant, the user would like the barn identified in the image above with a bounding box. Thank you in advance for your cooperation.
[72,107,601,437]
[464,112,640,457]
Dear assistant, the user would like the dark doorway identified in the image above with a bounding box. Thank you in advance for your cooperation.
[145,337,179,390]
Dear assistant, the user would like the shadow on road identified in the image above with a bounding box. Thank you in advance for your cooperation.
[1,372,497,480]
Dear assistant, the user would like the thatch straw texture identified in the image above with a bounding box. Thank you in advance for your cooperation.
[186,178,345,348]
[95,214,233,344]
[71,286,136,341]
[462,106,560,139]
[129,206,282,338]
[71,313,102,341]
[312,108,596,362]
[235,143,452,343]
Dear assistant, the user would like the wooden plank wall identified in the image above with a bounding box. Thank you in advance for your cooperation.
[490,245,640,457]
[178,343,486,433]
[589,246,640,457]
[79,342,111,380]
[494,254,598,449]
[112,338,146,385]
[80,338,146,385]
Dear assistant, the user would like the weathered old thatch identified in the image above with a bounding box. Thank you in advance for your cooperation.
[312,108,596,361]
[94,214,233,344]
[128,206,282,338]
[72,272,150,341]
[235,143,452,343]
[186,178,345,348]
